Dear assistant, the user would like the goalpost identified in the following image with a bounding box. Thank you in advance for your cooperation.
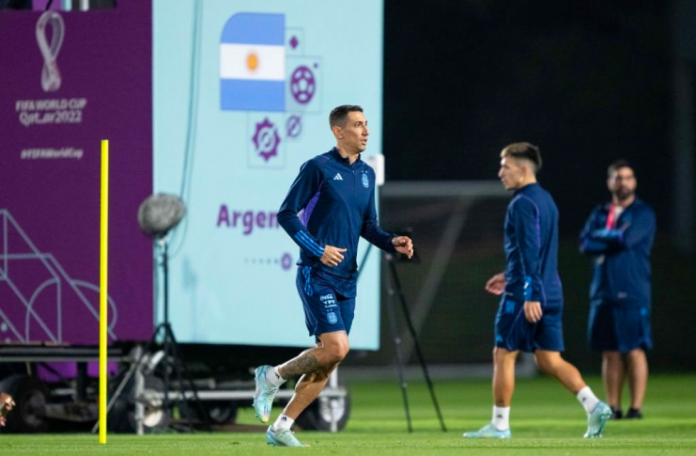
[99,139,109,444]
[355,180,537,379]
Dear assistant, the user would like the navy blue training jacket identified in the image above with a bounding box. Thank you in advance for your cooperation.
[503,183,564,307]
[579,198,655,306]
[278,148,396,280]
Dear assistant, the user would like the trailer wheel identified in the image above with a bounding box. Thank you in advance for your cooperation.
[207,401,238,425]
[295,392,350,431]
[108,372,167,433]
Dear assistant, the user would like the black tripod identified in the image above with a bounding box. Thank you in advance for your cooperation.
[96,237,209,434]
[383,251,447,433]
[151,237,210,430]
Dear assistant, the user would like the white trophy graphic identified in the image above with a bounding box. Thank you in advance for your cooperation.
[36,11,65,93]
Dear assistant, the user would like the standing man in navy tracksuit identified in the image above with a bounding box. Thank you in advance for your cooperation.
[464,143,610,440]
[580,160,655,420]
[252,105,414,447]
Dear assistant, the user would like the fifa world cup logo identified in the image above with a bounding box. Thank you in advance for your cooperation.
[36,11,65,92]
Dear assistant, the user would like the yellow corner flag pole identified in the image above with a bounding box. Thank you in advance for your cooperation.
[99,139,109,444]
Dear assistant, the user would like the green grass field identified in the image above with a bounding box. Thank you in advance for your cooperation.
[1,375,695,455]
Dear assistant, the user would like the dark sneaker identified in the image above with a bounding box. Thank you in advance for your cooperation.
[610,407,623,420]
[626,408,643,419]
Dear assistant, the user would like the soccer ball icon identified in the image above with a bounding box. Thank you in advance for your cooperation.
[289,65,316,105]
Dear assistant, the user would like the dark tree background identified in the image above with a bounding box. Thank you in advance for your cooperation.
[383,0,671,236]
[372,0,696,372]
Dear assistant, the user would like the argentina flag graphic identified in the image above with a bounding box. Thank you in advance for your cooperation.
[220,13,285,111]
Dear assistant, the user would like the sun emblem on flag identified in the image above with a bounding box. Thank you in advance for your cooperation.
[246,52,259,72]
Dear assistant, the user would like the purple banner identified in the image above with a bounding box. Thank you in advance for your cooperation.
[32,0,62,11]
[0,1,153,345]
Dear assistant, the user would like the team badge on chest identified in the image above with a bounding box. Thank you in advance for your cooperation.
[361,173,369,188]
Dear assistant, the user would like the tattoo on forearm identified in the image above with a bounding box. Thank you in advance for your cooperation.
[280,350,321,378]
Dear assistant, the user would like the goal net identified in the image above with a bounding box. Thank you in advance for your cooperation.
[346,181,536,379]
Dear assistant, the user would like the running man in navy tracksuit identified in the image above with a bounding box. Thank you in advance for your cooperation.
[580,160,655,420]
[252,105,414,447]
[464,143,610,439]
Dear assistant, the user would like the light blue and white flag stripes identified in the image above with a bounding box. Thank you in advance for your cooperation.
[220,13,285,112]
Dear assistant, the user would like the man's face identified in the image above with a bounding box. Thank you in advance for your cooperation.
[336,111,369,153]
[498,156,525,190]
[607,167,637,201]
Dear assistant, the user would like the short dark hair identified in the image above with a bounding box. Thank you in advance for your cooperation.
[500,142,542,174]
[329,105,363,128]
[607,159,634,177]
